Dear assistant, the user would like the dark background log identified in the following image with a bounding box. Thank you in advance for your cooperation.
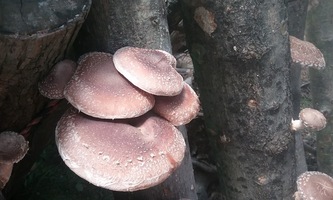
[287,0,309,176]
[306,0,333,176]
[288,0,309,40]
[288,0,309,119]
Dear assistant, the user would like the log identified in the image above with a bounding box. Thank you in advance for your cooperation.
[0,0,91,131]
[287,0,309,177]
[306,0,333,176]
[181,0,296,198]
[75,0,171,54]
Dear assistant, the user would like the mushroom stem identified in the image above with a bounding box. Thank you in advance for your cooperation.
[0,163,13,189]
[291,119,304,131]
[0,131,29,189]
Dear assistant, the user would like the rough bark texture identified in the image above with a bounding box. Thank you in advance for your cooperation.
[306,0,333,176]
[75,0,171,54]
[74,0,198,199]
[0,0,91,131]
[181,0,296,199]
[287,0,309,176]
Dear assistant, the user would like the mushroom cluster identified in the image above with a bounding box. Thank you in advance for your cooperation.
[38,47,200,191]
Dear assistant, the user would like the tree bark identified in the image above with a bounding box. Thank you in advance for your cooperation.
[287,0,309,176]
[75,0,171,54]
[181,0,296,199]
[74,0,198,199]
[306,0,333,176]
[0,0,90,131]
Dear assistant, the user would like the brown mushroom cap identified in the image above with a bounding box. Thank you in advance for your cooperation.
[64,52,155,119]
[0,131,29,164]
[297,171,333,200]
[299,108,326,131]
[38,59,77,99]
[153,83,200,126]
[55,108,185,191]
[113,46,184,96]
[290,36,326,69]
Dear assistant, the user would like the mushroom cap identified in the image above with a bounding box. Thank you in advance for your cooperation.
[299,108,326,131]
[55,108,186,192]
[113,46,184,96]
[0,131,29,164]
[38,59,77,99]
[153,83,200,126]
[289,36,326,69]
[64,52,155,119]
[297,171,333,200]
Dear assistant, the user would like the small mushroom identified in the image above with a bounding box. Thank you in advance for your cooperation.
[291,108,326,131]
[0,131,29,164]
[113,46,184,96]
[64,52,155,119]
[153,82,200,126]
[289,36,326,69]
[55,108,185,192]
[296,171,333,200]
[38,59,77,99]
[0,131,29,189]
